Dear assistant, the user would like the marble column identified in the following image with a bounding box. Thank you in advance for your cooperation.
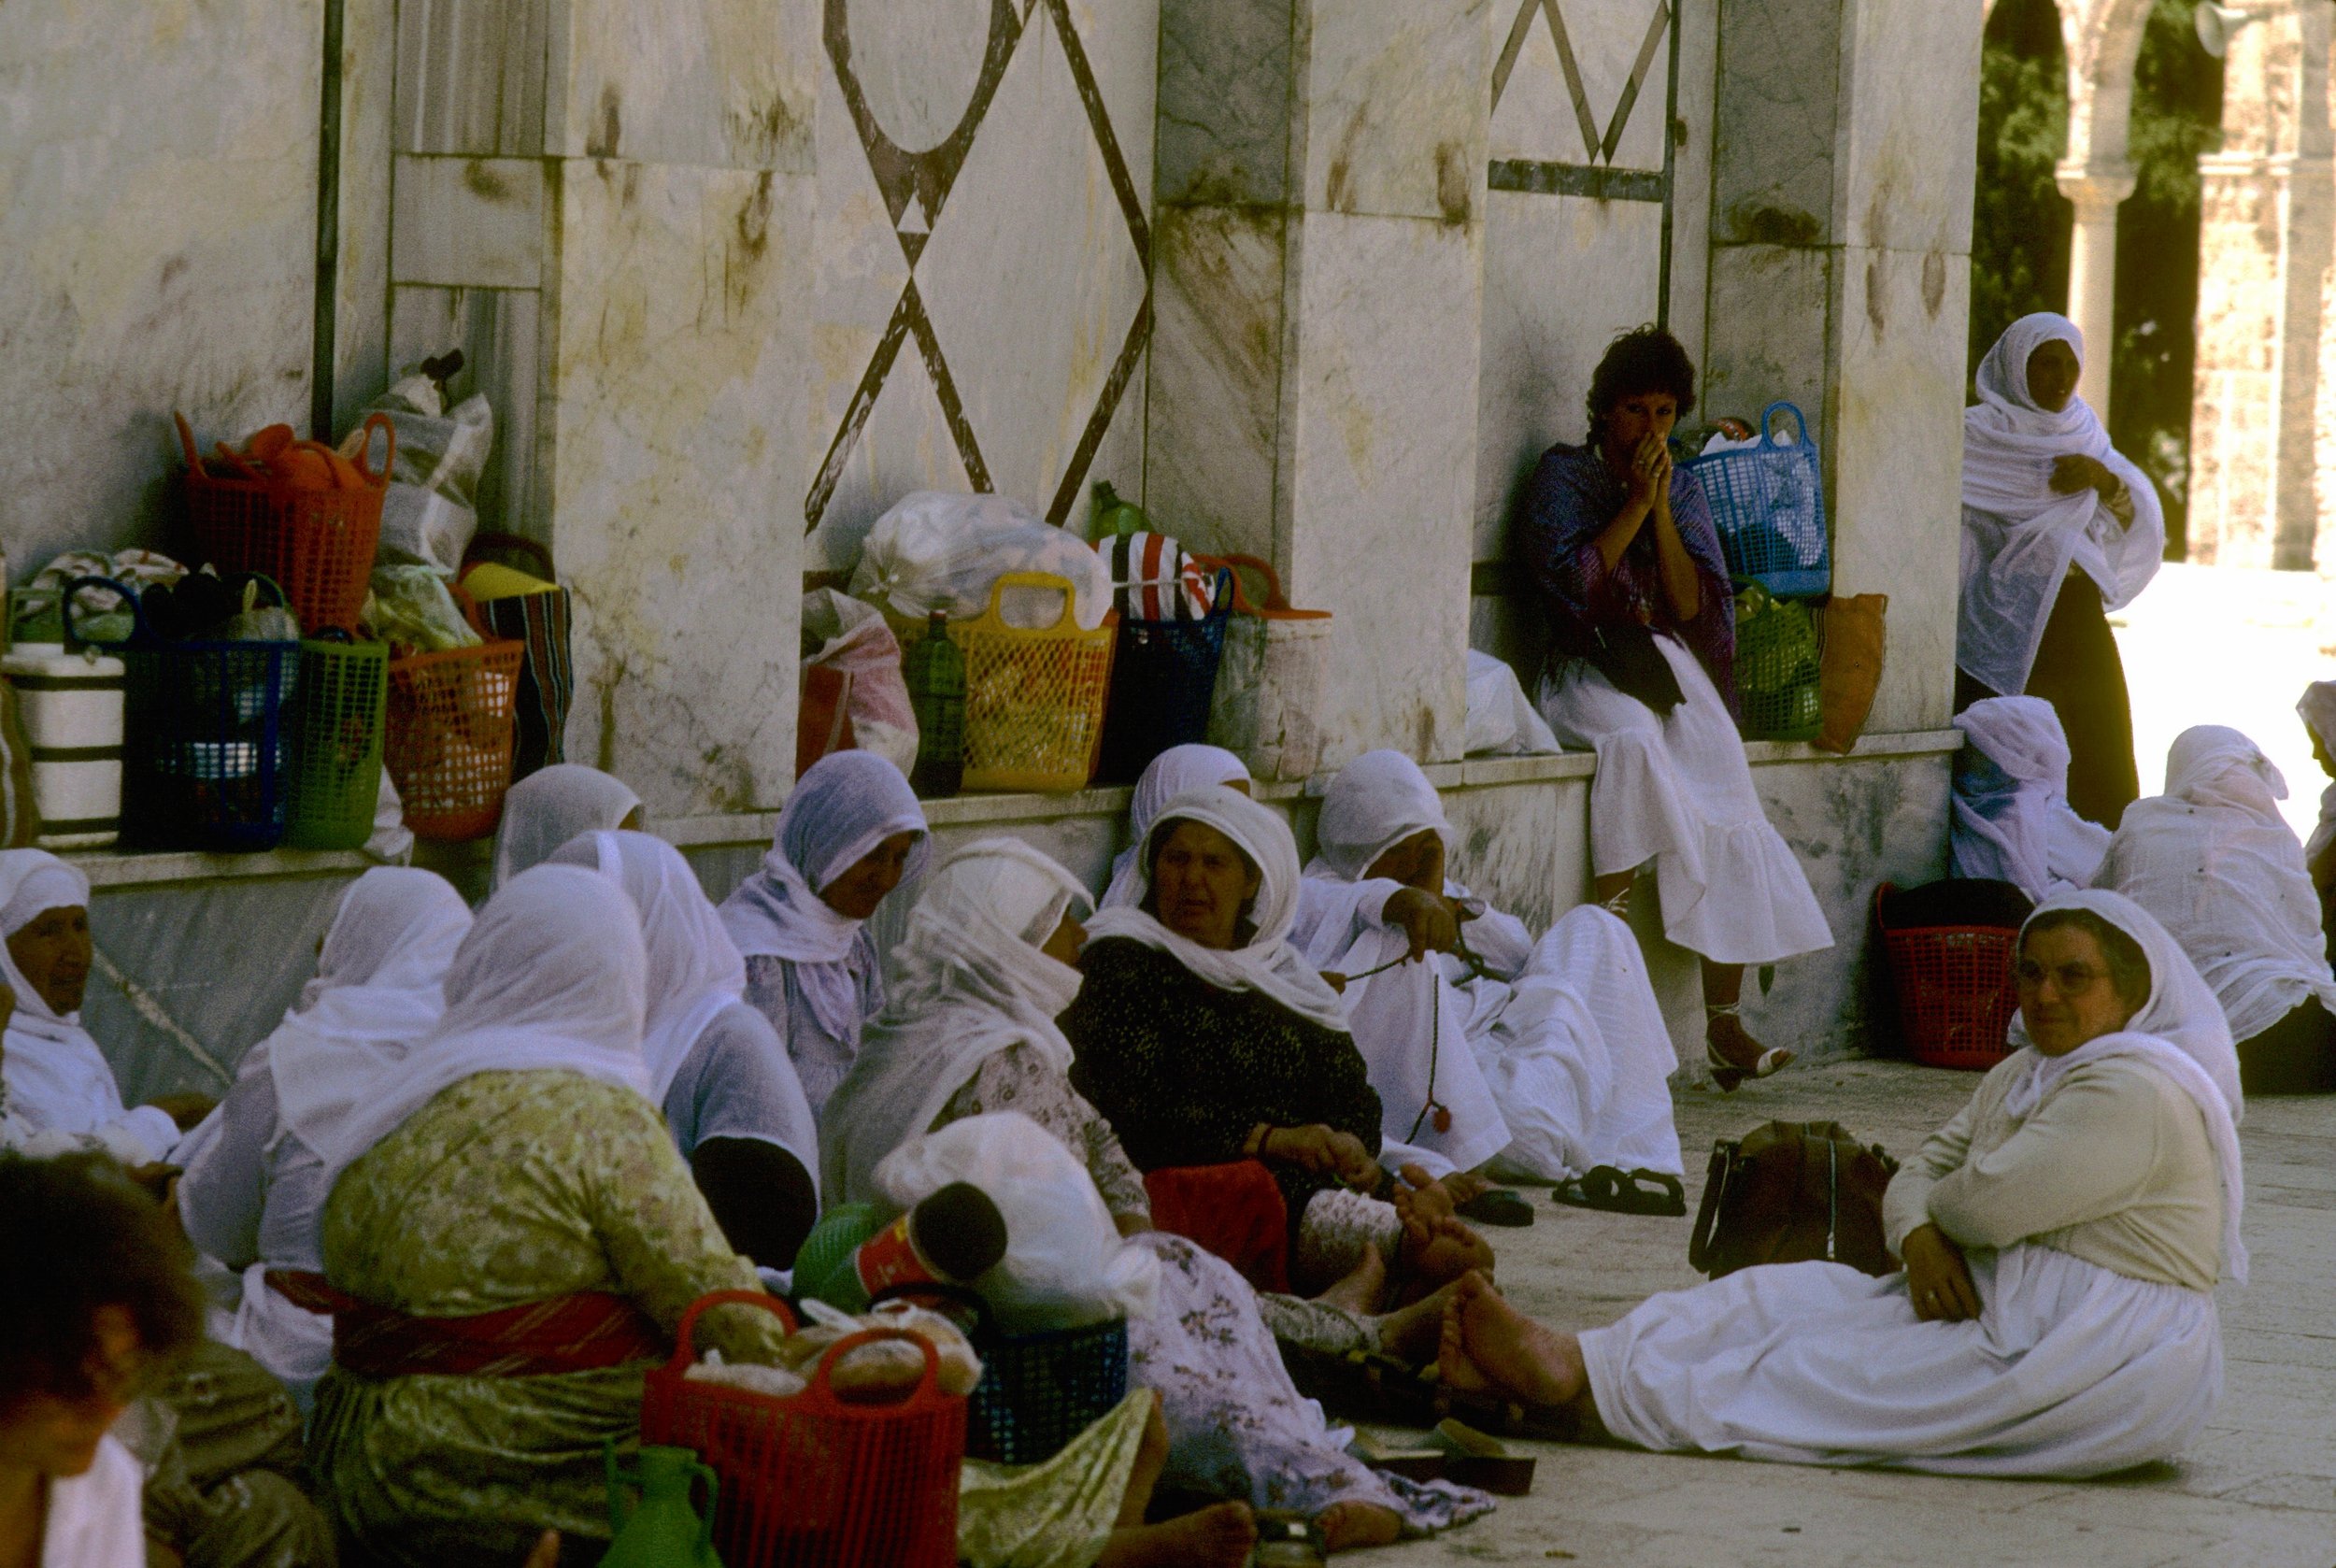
[2055,164,2135,422]
[1146,0,1489,766]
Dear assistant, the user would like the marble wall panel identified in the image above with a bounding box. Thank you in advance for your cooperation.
[1709,0,1841,249]
[0,0,319,570]
[1700,241,1832,432]
[392,156,548,288]
[1282,210,1479,764]
[550,0,815,172]
[1747,748,1951,1059]
[1489,0,1673,172]
[1143,206,1289,559]
[1473,190,1665,562]
[547,161,812,813]
[1296,0,1489,222]
[1832,0,1983,256]
[1488,0,1577,165]
[395,0,549,156]
[1826,246,1968,735]
[1153,0,1297,208]
[387,285,545,538]
[335,0,400,427]
[1441,772,1591,931]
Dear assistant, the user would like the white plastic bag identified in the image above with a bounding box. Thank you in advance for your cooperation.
[359,374,493,572]
[848,492,1112,632]
[872,1112,1159,1333]
[801,589,919,777]
[1464,649,1562,757]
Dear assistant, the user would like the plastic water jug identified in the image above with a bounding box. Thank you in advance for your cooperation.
[603,1441,721,1568]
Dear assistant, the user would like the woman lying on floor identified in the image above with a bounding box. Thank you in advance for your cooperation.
[822,837,1494,1551]
[1061,786,1492,1301]
[1432,890,2241,1478]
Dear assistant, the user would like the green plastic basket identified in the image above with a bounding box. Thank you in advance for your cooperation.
[285,633,387,849]
[1732,579,1821,741]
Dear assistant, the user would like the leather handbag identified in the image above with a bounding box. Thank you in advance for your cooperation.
[1687,1120,1901,1279]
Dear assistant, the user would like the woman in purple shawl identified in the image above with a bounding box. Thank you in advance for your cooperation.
[1517,326,1831,1088]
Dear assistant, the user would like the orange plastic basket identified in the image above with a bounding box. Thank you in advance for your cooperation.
[383,588,524,841]
[176,412,392,635]
[1875,884,2020,1070]
[958,572,1117,793]
[640,1290,964,1568]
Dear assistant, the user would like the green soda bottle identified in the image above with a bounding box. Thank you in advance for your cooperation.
[903,610,964,797]
[1090,479,1147,540]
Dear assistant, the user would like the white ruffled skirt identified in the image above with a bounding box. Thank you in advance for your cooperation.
[1536,634,1831,966]
[1578,1244,2222,1477]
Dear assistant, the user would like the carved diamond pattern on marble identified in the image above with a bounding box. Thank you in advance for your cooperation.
[807,0,1150,530]
[1490,0,1669,171]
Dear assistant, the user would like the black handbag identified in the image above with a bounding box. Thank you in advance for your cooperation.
[1586,621,1685,715]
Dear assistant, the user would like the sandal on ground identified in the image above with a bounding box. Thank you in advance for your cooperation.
[1453,1188,1536,1228]
[1277,1342,1585,1444]
[1549,1165,1686,1218]
[1704,1003,1793,1091]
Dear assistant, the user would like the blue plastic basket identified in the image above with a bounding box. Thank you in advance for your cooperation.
[871,1282,1130,1466]
[1684,402,1830,599]
[1096,568,1233,784]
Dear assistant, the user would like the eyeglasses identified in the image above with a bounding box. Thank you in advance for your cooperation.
[2013,960,2108,994]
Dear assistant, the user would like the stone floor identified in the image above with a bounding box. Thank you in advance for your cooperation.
[1359,1059,2336,1567]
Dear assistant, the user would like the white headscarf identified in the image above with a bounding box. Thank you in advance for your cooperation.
[266,868,473,1159]
[2295,682,2336,869]
[490,764,642,890]
[1101,745,1252,908]
[2096,726,2336,1043]
[0,852,174,1162]
[821,837,1093,1205]
[1959,313,2165,697]
[1951,697,2110,900]
[549,830,746,1100]
[2001,890,2246,1285]
[1082,785,1350,1032]
[717,751,929,1037]
[1308,749,1449,882]
[306,864,651,1187]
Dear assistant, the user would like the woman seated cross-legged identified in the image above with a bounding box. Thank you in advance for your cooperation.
[2095,725,2336,1095]
[1432,890,2243,1479]
[1061,786,1492,1301]
[1517,325,1832,1089]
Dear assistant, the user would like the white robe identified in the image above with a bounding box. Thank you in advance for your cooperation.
[39,1435,149,1568]
[1535,633,1832,966]
[1951,696,2110,900]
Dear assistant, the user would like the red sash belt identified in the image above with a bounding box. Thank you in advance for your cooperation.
[1144,1161,1291,1294]
[266,1270,666,1379]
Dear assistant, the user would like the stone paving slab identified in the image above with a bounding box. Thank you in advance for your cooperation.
[1358,1060,2336,1566]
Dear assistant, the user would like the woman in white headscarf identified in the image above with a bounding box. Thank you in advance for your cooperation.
[303,865,782,1568]
[2297,681,2336,965]
[1959,312,2165,829]
[1292,750,1683,1192]
[1949,696,2111,900]
[1064,787,1493,1301]
[2095,725,2336,1093]
[1101,744,1252,909]
[173,868,470,1405]
[549,830,822,1263]
[719,750,930,1116]
[0,850,200,1162]
[487,763,642,890]
[1433,889,2242,1479]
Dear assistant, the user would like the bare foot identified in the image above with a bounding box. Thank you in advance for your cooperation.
[520,1531,561,1568]
[1098,1503,1258,1568]
[1317,1502,1403,1554]
[1315,1241,1388,1314]
[1375,1274,1466,1366]
[1438,1170,1492,1207]
[1706,1011,1791,1078]
[1395,1216,1493,1307]
[1437,1272,1584,1408]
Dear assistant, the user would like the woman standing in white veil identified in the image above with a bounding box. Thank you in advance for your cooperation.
[1957,313,2165,830]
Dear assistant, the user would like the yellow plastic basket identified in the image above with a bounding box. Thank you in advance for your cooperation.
[960,572,1117,792]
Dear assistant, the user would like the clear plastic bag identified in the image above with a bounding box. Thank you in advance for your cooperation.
[848,492,1112,632]
[872,1112,1159,1333]
[362,566,482,653]
[359,373,493,572]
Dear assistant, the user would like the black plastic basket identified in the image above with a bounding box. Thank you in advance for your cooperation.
[1095,568,1233,784]
[72,576,298,852]
[872,1283,1130,1465]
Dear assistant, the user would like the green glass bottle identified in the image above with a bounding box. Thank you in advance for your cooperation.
[1090,479,1147,540]
[903,610,964,797]
[602,1442,721,1568]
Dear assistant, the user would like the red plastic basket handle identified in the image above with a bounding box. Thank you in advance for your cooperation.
[173,411,205,472]
[662,1289,800,1374]
[796,1326,947,1415]
[445,580,498,641]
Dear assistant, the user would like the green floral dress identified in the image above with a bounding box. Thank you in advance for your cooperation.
[307,1070,784,1568]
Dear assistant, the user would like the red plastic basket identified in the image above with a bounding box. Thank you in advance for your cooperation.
[641,1290,964,1568]
[176,412,392,635]
[1875,884,2020,1070]
[383,587,524,841]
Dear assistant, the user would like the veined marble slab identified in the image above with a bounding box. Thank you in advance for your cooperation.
[549,0,817,171]
[387,284,546,538]
[392,155,547,288]
[395,0,549,156]
[1154,0,1298,208]
[1297,0,1488,222]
